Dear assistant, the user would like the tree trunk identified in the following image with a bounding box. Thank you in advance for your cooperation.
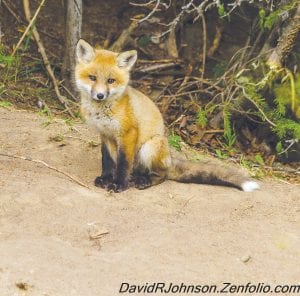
[62,0,82,98]
[267,3,300,69]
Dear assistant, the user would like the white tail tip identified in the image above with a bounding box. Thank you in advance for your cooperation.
[241,181,260,192]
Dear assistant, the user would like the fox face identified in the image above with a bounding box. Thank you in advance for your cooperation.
[75,39,137,101]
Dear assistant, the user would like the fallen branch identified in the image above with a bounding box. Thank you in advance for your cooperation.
[130,0,156,7]
[136,62,180,73]
[109,20,138,52]
[0,153,91,189]
[200,12,207,87]
[22,0,75,118]
[11,0,46,56]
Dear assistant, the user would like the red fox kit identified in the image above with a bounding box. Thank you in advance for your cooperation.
[75,39,259,193]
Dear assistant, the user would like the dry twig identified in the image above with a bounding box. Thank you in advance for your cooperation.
[136,62,180,73]
[207,25,222,57]
[0,152,91,189]
[200,12,207,87]
[21,0,75,118]
[137,0,161,23]
[109,20,138,52]
[3,0,22,23]
[11,0,46,56]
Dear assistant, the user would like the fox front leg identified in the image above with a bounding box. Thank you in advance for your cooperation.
[105,150,129,192]
[106,130,137,193]
[95,143,116,189]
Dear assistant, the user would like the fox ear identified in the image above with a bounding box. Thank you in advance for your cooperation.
[76,39,95,63]
[117,50,137,70]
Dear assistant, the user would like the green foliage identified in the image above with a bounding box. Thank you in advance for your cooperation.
[64,118,75,126]
[239,155,265,179]
[212,61,227,77]
[38,106,52,118]
[0,45,17,67]
[259,9,266,29]
[259,1,297,30]
[0,101,13,108]
[239,155,253,170]
[237,70,300,143]
[168,133,182,151]
[274,73,300,117]
[22,27,33,52]
[259,9,279,30]
[273,118,300,140]
[254,154,265,165]
[197,109,208,128]
[215,149,228,159]
[0,53,15,67]
[275,141,283,154]
[0,45,21,82]
[223,109,236,149]
[137,35,151,47]
[217,3,226,17]
[0,84,5,98]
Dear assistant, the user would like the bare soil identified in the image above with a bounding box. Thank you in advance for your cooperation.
[0,108,299,296]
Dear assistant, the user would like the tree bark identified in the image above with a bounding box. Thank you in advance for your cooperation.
[267,3,300,69]
[62,0,82,97]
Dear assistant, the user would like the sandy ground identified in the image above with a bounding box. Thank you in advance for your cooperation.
[0,108,299,296]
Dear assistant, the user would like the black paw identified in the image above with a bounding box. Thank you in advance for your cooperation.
[94,175,113,188]
[106,181,128,193]
[134,175,152,190]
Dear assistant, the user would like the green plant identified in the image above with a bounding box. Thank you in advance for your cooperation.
[0,101,13,108]
[254,154,265,165]
[274,73,300,118]
[259,1,297,30]
[217,2,226,17]
[273,118,300,140]
[38,106,53,125]
[0,84,6,98]
[212,61,227,77]
[222,109,236,150]
[38,106,51,116]
[215,149,228,159]
[239,155,265,179]
[235,63,300,154]
[275,141,284,154]
[197,109,208,128]
[168,133,182,151]
[239,155,253,170]
[0,45,21,82]
[64,118,75,126]
[0,53,15,67]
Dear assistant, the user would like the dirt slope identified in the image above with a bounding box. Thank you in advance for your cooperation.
[0,108,299,296]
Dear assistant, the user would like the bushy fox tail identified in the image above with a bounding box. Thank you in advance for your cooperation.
[167,154,259,192]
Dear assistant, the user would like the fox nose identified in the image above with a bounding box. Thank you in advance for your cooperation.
[97,93,104,100]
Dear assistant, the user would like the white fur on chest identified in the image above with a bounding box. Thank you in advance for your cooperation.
[88,113,120,135]
[81,99,120,136]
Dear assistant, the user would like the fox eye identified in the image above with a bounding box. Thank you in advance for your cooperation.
[89,75,96,81]
[107,78,116,84]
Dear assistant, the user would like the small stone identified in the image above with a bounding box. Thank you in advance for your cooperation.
[241,255,251,263]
